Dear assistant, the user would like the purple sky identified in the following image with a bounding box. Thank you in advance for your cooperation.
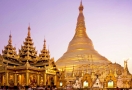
[0,0,132,73]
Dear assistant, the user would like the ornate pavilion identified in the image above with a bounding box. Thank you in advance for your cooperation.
[0,26,60,88]
[56,1,132,89]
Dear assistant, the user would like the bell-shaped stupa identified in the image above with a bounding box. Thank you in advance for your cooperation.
[56,1,111,72]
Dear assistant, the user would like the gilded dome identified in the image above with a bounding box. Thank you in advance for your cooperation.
[56,2,111,72]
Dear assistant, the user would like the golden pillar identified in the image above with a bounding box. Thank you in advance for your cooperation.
[2,74,5,86]
[5,72,9,86]
[37,72,40,85]
[48,75,50,86]
[54,75,57,86]
[26,70,29,86]
[104,81,107,88]
[14,73,17,86]
[19,75,22,85]
[114,80,117,88]
[43,72,46,86]
[21,74,25,85]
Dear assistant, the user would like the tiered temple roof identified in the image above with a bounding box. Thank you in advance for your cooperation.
[2,33,19,65]
[1,25,57,71]
[19,26,38,63]
[39,39,50,61]
[31,39,51,67]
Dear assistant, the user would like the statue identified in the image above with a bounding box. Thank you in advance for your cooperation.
[40,77,44,86]
[9,79,14,86]
[30,75,37,87]
[9,75,14,86]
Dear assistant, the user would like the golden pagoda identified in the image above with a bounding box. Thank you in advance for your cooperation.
[56,1,132,89]
[0,26,60,88]
[56,1,111,71]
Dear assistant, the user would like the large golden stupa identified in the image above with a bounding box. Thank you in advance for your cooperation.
[56,1,111,71]
[55,1,132,89]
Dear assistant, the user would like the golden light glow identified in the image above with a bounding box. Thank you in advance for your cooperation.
[83,81,88,88]
[108,80,114,88]
[60,82,63,87]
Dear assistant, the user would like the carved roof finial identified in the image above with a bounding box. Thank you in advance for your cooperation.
[124,59,128,69]
[28,24,31,37]
[44,38,46,49]
[79,0,83,12]
[8,31,12,45]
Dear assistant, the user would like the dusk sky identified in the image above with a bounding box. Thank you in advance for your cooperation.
[0,0,132,73]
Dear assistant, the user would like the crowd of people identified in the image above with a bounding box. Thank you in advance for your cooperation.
[0,85,57,90]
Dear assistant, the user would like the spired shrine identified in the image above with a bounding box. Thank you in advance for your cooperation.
[0,26,60,88]
[0,1,132,89]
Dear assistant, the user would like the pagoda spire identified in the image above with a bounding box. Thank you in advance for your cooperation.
[39,38,50,62]
[2,33,18,61]
[19,25,38,63]
[124,59,131,75]
[74,0,87,38]
[79,0,83,13]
